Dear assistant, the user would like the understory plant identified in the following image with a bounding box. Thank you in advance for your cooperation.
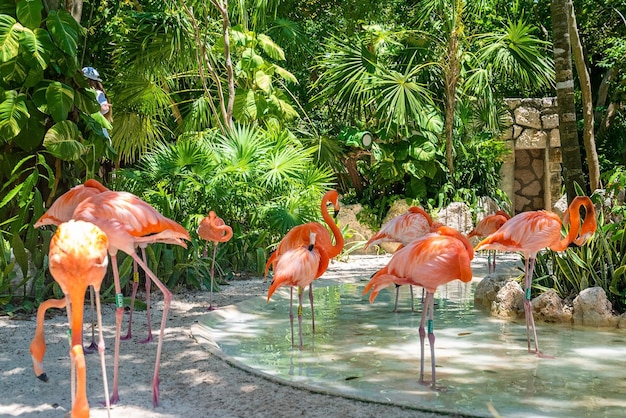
[114,122,334,290]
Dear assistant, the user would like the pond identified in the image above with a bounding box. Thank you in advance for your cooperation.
[192,254,626,418]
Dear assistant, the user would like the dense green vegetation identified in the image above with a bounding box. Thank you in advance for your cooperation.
[1,0,625,314]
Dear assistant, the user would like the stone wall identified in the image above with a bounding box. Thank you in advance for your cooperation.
[500,98,562,213]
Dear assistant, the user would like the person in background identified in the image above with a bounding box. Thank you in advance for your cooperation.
[82,66,112,141]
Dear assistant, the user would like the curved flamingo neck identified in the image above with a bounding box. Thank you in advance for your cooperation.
[321,191,344,259]
[553,197,595,251]
[409,206,433,225]
[209,212,233,242]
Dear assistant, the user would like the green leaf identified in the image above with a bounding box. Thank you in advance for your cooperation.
[45,81,74,122]
[255,70,271,94]
[45,10,78,57]
[0,183,23,209]
[13,103,45,151]
[0,14,21,62]
[43,121,85,160]
[233,88,257,120]
[361,43,377,73]
[0,90,29,140]
[257,34,285,60]
[16,0,43,29]
[20,27,50,69]
[74,88,101,114]
[273,65,298,84]
[408,136,437,161]
[12,232,28,279]
[241,48,264,70]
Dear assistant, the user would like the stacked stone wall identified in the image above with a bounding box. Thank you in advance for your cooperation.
[500,98,562,213]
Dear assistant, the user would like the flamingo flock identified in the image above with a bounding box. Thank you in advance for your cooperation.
[30,180,598,414]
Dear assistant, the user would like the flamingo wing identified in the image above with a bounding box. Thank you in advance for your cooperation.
[73,191,190,253]
[475,211,563,256]
[365,207,433,248]
[35,184,102,227]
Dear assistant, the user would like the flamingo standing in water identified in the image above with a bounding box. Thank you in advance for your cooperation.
[264,190,344,332]
[197,211,233,310]
[267,232,328,348]
[37,220,111,418]
[475,196,596,357]
[364,206,441,312]
[363,226,474,389]
[72,190,190,406]
[467,210,510,273]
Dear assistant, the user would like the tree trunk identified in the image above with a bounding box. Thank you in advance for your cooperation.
[551,0,586,203]
[66,0,83,23]
[444,25,460,179]
[566,0,600,191]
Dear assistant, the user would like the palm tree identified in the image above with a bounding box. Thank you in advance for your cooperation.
[311,2,553,188]
[551,0,586,201]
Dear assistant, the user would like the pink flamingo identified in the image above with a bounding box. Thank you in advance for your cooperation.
[363,226,474,388]
[475,196,596,357]
[34,179,109,352]
[72,190,190,406]
[197,211,233,310]
[364,206,442,312]
[264,190,344,332]
[267,232,329,348]
[467,210,511,273]
[35,220,111,417]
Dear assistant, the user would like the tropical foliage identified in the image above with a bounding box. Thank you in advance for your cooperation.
[113,123,334,285]
[1,0,626,315]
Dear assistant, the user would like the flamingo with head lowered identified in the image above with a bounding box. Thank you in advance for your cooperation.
[475,196,596,357]
[267,232,329,348]
[264,190,344,333]
[72,190,190,406]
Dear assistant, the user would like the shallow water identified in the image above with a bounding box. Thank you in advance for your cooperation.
[193,255,626,418]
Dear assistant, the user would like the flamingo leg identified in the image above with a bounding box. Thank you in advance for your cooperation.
[418,292,427,384]
[308,282,315,332]
[84,286,98,353]
[121,257,140,341]
[139,246,154,344]
[426,293,436,388]
[94,287,111,417]
[393,284,400,313]
[297,286,304,350]
[108,253,123,405]
[523,256,550,358]
[208,242,218,311]
[133,253,173,407]
[410,285,415,312]
[289,287,294,348]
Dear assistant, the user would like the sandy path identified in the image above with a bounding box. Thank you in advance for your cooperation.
[0,256,452,418]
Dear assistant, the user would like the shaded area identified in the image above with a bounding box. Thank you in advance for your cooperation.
[192,255,626,418]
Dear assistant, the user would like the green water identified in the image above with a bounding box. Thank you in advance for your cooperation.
[192,256,626,418]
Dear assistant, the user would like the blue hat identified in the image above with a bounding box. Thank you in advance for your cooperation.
[82,66,102,81]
